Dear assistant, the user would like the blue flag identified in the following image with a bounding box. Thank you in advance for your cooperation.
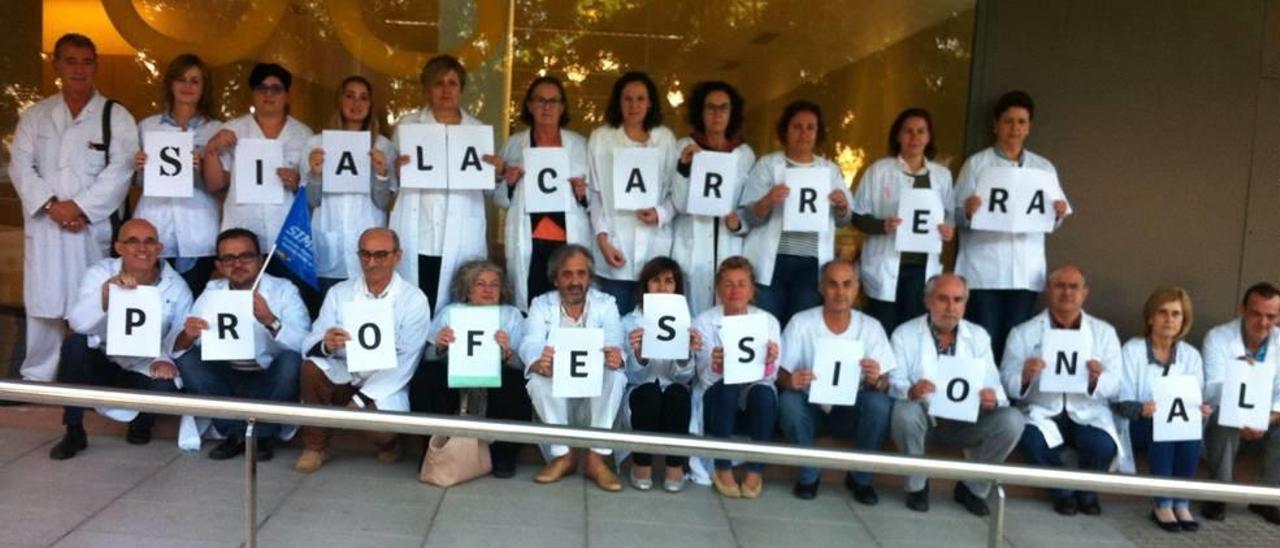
[272,185,319,289]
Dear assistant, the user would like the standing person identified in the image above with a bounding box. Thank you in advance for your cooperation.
[133,53,222,296]
[954,91,1069,362]
[586,72,679,316]
[851,108,955,334]
[738,100,851,328]
[303,76,395,297]
[670,81,755,315]
[495,76,591,311]
[391,54,502,315]
[8,33,139,382]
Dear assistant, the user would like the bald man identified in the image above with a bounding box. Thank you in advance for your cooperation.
[50,219,193,460]
[1001,265,1122,516]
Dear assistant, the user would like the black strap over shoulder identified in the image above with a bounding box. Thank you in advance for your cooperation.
[102,98,130,250]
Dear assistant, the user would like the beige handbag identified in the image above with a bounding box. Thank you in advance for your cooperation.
[418,392,492,487]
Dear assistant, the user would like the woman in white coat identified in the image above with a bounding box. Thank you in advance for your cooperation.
[303,76,395,304]
[851,108,954,334]
[133,53,222,296]
[671,81,755,315]
[587,72,678,316]
[391,54,501,315]
[1115,286,1211,531]
[738,100,851,327]
[495,76,591,310]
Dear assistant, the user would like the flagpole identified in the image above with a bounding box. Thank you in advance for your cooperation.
[253,243,277,292]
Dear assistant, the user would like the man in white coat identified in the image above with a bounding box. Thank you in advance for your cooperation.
[294,228,431,473]
[49,219,192,460]
[171,228,310,462]
[1201,282,1280,524]
[520,244,628,492]
[778,260,895,503]
[888,273,1024,517]
[8,33,138,382]
[1002,265,1122,516]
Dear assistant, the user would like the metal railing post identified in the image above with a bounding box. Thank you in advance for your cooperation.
[987,483,1006,548]
[244,418,257,548]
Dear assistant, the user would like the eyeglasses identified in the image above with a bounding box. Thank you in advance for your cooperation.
[704,102,731,112]
[530,97,564,108]
[358,249,396,261]
[216,252,259,264]
[253,84,286,95]
[473,280,501,289]
[117,238,160,248]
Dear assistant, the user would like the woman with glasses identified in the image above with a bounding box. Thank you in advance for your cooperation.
[494,76,591,310]
[132,54,223,296]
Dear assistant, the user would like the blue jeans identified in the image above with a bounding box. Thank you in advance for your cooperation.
[755,254,821,328]
[596,277,638,316]
[779,388,892,486]
[965,289,1039,364]
[58,335,178,428]
[175,349,302,438]
[1019,414,1118,502]
[862,263,927,335]
[1131,418,1202,509]
[704,382,778,472]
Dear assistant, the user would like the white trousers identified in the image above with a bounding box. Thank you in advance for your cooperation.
[22,316,64,382]
[526,369,627,456]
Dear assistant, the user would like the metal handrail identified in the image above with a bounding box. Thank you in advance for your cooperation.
[2,380,1278,548]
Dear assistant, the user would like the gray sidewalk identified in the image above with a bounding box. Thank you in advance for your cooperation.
[1,425,1278,547]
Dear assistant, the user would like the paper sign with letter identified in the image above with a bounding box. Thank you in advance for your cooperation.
[447,125,495,190]
[808,338,866,406]
[199,289,256,362]
[783,167,830,233]
[447,305,502,388]
[969,166,1062,234]
[1039,328,1093,394]
[234,138,284,204]
[396,124,448,189]
[322,130,371,194]
[106,285,163,358]
[928,356,986,423]
[551,327,604,398]
[721,314,769,385]
[641,294,691,360]
[1154,375,1203,442]
[612,148,662,210]
[895,188,944,254]
[1219,359,1276,430]
[342,300,397,373]
[522,147,570,213]
[143,131,194,198]
[686,151,739,216]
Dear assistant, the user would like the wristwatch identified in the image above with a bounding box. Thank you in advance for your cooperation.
[268,318,282,335]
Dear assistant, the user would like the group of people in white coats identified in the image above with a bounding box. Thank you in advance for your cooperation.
[10,33,1280,533]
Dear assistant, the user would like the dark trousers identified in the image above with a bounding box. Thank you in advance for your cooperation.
[862,263,927,335]
[965,289,1039,364]
[526,238,563,308]
[1131,418,1202,508]
[266,259,323,320]
[597,277,637,316]
[704,382,778,472]
[779,388,893,485]
[58,334,178,428]
[411,361,533,472]
[417,255,443,313]
[1019,414,1118,502]
[174,349,301,438]
[628,382,692,467]
[168,256,216,299]
[755,254,821,328]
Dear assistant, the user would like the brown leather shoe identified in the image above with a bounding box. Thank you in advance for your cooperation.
[535,452,578,484]
[376,441,402,464]
[584,452,623,492]
[295,449,330,473]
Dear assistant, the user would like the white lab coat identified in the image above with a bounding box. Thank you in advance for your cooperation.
[301,272,431,412]
[1201,318,1280,410]
[169,274,311,368]
[850,156,953,302]
[781,306,896,378]
[518,288,626,376]
[887,315,1009,406]
[425,302,526,369]
[8,91,138,318]
[670,138,756,314]
[692,305,783,392]
[737,151,851,285]
[494,128,592,310]
[66,257,193,376]
[621,307,696,388]
[585,125,678,281]
[218,114,314,247]
[133,113,223,259]
[1115,337,1205,473]
[1000,311,1123,458]
[304,133,395,279]
[954,147,1067,291]
[388,108,489,314]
